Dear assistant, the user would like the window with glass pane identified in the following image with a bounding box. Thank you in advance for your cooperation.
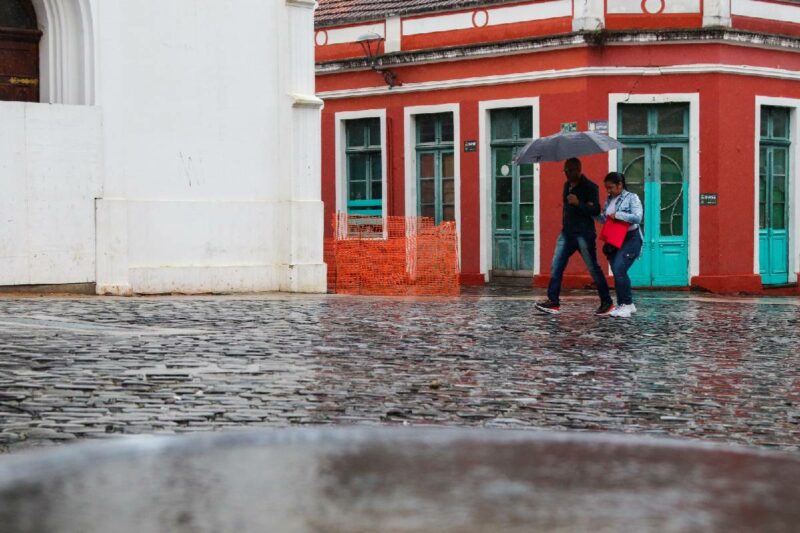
[660,148,685,237]
[760,108,791,231]
[415,113,455,224]
[772,148,788,230]
[657,105,686,135]
[620,106,648,136]
[772,109,790,140]
[759,147,768,229]
[621,148,646,210]
[519,162,534,232]
[345,118,382,216]
[491,107,531,141]
[494,147,513,229]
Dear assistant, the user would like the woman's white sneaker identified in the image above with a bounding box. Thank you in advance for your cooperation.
[610,304,633,318]
[629,304,637,313]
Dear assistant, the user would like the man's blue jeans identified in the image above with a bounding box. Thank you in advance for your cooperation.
[606,230,643,306]
[547,231,612,305]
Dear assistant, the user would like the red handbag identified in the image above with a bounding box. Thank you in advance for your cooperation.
[599,217,630,248]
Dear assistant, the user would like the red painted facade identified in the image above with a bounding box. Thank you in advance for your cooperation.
[316,0,800,293]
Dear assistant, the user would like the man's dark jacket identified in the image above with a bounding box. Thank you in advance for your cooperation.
[562,175,601,235]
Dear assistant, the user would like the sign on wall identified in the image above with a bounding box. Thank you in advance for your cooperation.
[588,120,609,135]
[464,140,477,152]
[560,122,577,133]
[700,193,718,206]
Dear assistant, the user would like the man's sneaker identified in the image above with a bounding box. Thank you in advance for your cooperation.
[595,301,615,315]
[629,303,637,313]
[609,304,633,318]
[535,300,561,315]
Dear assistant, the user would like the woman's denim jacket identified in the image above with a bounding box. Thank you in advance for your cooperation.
[596,189,644,237]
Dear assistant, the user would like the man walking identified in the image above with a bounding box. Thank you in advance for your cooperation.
[535,158,614,315]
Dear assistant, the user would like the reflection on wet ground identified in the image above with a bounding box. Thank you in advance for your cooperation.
[0,289,798,452]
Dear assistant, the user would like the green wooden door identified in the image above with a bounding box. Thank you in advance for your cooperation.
[618,105,689,287]
[416,113,455,224]
[490,107,534,272]
[759,107,790,285]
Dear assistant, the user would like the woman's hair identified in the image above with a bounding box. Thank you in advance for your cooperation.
[604,172,626,189]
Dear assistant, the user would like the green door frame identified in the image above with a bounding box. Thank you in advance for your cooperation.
[618,104,690,287]
[490,107,534,273]
[759,106,791,285]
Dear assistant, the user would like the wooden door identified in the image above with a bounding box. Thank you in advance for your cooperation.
[490,107,534,273]
[618,104,690,287]
[759,107,791,285]
[0,0,40,102]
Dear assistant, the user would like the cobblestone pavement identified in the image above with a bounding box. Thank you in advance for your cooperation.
[1,289,799,453]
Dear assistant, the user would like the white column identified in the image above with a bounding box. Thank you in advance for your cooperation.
[283,0,327,292]
[385,16,402,53]
[703,0,732,27]
[572,0,605,31]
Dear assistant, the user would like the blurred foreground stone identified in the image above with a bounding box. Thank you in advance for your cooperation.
[1,427,798,532]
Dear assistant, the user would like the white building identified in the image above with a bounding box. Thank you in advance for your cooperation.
[0,0,326,294]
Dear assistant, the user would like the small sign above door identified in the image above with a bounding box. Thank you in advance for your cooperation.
[700,193,718,206]
[560,122,577,133]
[464,140,477,152]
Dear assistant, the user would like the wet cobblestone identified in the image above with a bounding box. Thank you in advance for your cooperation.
[1,290,799,453]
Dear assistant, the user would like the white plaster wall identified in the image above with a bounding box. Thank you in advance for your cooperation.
[0,102,102,286]
[93,0,325,294]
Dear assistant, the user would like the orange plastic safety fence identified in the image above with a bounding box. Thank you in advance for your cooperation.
[325,213,460,296]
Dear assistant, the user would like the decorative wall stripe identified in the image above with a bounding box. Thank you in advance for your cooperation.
[320,23,385,46]
[607,0,701,14]
[317,64,800,99]
[732,0,800,23]
[402,0,571,36]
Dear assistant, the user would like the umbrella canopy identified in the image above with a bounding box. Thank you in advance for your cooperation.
[513,131,624,164]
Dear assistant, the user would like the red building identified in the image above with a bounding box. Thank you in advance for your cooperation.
[315,0,800,293]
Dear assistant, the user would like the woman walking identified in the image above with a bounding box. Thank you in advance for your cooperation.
[599,172,643,318]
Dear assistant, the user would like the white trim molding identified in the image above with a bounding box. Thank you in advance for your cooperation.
[573,0,605,31]
[286,0,317,7]
[385,16,402,53]
[402,0,571,36]
[320,22,385,46]
[478,98,541,281]
[607,0,701,14]
[318,64,800,100]
[334,108,388,222]
[703,0,732,26]
[290,93,325,109]
[608,93,701,282]
[32,0,95,105]
[403,104,462,265]
[754,96,800,283]
[732,0,800,24]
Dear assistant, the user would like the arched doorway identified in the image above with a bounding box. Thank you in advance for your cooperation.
[0,0,40,102]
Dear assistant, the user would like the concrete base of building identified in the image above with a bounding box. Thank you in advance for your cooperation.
[533,274,606,290]
[0,283,97,295]
[532,273,799,295]
[690,274,764,294]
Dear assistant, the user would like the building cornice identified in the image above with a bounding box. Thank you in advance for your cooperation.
[316,29,800,74]
[317,63,800,99]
